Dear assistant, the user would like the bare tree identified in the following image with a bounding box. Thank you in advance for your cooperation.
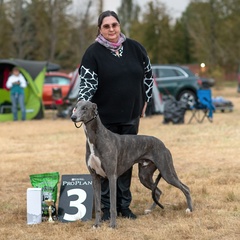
[11,0,25,58]
[117,0,140,37]
[0,0,12,57]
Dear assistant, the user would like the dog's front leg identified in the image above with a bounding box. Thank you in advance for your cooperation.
[108,175,117,228]
[91,173,101,228]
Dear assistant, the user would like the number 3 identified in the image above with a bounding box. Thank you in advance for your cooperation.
[63,189,87,221]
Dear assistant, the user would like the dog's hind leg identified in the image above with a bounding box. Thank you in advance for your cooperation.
[164,176,193,213]
[151,172,164,210]
[159,150,193,212]
[138,162,163,214]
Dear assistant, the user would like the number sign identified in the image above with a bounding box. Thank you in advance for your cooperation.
[58,174,93,222]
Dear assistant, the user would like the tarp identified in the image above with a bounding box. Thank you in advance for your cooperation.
[0,59,59,121]
[163,96,188,124]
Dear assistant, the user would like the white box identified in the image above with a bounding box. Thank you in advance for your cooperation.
[27,188,42,224]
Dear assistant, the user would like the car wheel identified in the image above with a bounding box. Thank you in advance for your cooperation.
[178,90,196,108]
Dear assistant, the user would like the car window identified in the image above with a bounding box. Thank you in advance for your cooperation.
[174,69,186,77]
[45,76,53,84]
[159,69,178,78]
[182,67,195,76]
[152,67,186,78]
[152,68,158,77]
[45,76,70,85]
[162,68,187,77]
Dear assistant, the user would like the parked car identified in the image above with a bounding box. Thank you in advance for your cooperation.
[43,72,71,109]
[151,64,214,107]
[183,67,215,88]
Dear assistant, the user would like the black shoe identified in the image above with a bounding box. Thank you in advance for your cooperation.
[119,208,137,219]
[101,209,110,221]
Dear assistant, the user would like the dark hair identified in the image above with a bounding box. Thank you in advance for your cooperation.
[12,67,19,72]
[97,10,120,35]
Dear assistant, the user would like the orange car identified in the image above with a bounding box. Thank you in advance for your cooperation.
[43,72,71,109]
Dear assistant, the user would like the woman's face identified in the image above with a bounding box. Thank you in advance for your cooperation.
[13,69,20,76]
[99,16,120,43]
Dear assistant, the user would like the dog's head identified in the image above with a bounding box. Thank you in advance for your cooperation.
[71,101,98,123]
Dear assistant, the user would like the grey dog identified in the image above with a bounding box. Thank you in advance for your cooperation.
[71,101,193,228]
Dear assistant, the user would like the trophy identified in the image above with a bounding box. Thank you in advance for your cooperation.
[45,199,55,222]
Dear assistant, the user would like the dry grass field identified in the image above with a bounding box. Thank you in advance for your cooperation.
[0,86,240,240]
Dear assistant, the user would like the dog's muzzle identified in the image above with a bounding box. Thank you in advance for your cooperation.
[71,115,82,128]
[71,115,77,122]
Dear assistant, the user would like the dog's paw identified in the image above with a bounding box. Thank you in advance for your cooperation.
[109,224,117,229]
[144,209,152,214]
[92,224,101,229]
[185,208,192,214]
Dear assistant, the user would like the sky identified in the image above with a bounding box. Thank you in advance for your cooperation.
[103,0,190,20]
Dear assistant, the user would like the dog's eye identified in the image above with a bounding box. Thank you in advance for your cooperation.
[82,107,87,110]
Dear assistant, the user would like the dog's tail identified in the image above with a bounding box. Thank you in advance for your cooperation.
[152,172,164,209]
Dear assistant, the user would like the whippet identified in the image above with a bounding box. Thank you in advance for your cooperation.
[71,101,193,228]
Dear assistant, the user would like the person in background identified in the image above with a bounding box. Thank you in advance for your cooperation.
[77,10,153,221]
[6,67,27,121]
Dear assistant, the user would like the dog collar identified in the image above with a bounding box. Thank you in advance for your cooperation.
[74,112,99,129]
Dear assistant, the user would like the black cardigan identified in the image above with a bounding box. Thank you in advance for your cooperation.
[78,38,153,124]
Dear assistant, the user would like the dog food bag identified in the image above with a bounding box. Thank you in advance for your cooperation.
[29,172,59,220]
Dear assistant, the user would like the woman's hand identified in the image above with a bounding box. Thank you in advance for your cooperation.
[141,102,148,117]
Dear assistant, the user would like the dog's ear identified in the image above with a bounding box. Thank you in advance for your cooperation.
[92,103,98,114]
[76,100,83,107]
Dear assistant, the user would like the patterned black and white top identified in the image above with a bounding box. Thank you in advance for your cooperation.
[77,38,153,124]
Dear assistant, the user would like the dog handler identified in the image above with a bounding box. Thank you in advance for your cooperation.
[77,10,153,221]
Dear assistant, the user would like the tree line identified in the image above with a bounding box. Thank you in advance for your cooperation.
[0,0,239,80]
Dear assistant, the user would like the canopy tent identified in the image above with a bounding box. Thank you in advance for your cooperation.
[67,67,80,101]
[0,59,60,121]
[146,79,164,115]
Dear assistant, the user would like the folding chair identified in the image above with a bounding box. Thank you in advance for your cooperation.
[52,87,63,119]
[188,89,215,123]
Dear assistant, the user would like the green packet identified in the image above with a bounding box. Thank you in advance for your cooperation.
[29,172,59,218]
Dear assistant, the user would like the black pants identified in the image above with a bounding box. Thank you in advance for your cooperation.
[101,117,140,211]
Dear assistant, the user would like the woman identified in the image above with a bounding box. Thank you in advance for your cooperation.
[77,10,153,221]
[6,67,27,121]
